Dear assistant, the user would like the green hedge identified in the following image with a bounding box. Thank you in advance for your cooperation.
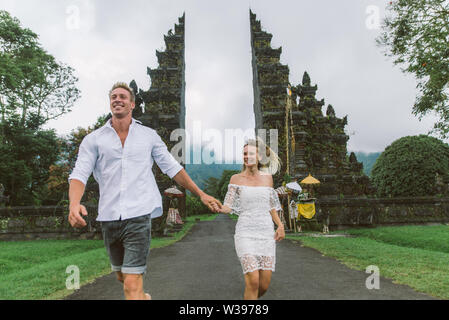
[371,135,449,197]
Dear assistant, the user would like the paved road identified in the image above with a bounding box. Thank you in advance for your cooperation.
[65,214,435,300]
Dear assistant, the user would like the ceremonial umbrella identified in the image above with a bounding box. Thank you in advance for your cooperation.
[300,174,320,185]
[275,186,289,197]
[286,181,302,192]
[164,186,184,197]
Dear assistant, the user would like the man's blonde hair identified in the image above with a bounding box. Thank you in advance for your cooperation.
[109,82,135,102]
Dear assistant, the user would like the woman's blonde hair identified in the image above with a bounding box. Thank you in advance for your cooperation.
[242,137,281,175]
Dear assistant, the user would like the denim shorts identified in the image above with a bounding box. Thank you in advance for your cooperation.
[101,214,152,274]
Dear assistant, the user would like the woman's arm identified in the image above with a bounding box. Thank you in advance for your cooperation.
[270,209,285,241]
[267,175,284,240]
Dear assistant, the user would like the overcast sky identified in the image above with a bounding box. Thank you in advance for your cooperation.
[1,0,443,156]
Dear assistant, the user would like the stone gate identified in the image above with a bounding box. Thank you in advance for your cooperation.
[250,10,371,199]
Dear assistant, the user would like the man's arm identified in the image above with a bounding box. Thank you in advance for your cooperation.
[67,134,97,228]
[150,131,222,212]
[68,179,88,228]
[173,169,222,212]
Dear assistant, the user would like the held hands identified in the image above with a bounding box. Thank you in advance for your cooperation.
[206,196,232,214]
[68,203,88,229]
[215,204,232,214]
[200,193,223,213]
[274,225,285,242]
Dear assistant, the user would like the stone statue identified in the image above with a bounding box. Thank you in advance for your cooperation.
[129,80,144,117]
[349,152,358,163]
[326,105,336,117]
[302,72,311,86]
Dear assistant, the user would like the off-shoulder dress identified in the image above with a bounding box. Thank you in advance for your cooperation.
[223,184,282,274]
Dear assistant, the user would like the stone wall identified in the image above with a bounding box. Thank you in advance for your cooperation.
[313,197,449,230]
[0,205,101,241]
[2,197,449,240]
[281,196,449,231]
[0,203,175,241]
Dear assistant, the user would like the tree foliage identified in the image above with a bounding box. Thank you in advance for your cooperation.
[0,11,80,205]
[371,135,449,197]
[185,195,210,216]
[0,118,61,205]
[377,0,449,138]
[0,11,80,129]
[217,170,241,201]
[186,169,241,215]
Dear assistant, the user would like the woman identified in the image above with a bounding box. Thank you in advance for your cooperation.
[216,138,285,300]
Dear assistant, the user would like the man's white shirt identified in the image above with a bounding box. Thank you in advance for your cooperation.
[69,118,183,221]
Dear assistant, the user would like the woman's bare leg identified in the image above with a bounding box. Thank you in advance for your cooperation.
[243,271,259,300]
[258,270,272,298]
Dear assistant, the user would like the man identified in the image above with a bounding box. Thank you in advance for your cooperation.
[68,82,222,300]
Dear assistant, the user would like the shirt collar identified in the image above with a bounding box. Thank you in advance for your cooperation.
[105,117,142,128]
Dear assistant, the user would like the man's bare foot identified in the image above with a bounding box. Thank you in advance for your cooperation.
[145,293,152,300]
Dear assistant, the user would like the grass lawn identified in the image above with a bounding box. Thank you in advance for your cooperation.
[0,213,217,300]
[287,224,449,300]
[229,213,239,220]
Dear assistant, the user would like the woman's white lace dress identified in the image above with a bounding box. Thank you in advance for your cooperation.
[223,184,282,274]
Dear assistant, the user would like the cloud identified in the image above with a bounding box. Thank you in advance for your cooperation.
[1,0,445,153]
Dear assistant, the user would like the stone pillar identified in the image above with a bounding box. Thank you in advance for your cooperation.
[250,10,290,186]
[130,14,186,234]
[250,11,371,198]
